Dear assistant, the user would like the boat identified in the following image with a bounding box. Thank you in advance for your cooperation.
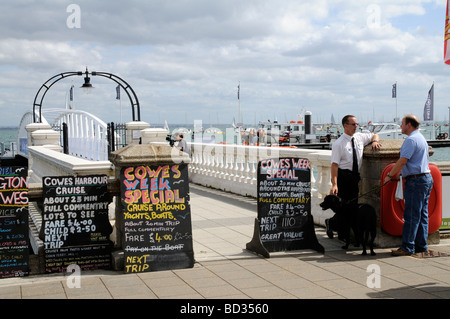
[365,122,405,139]
[256,119,306,145]
[167,111,338,148]
[364,122,450,148]
[255,120,339,146]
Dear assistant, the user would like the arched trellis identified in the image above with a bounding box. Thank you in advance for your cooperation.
[32,68,141,123]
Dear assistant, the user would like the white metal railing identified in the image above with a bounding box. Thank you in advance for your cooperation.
[18,108,110,161]
[52,110,109,161]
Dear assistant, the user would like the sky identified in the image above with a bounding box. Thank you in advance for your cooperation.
[1,0,449,128]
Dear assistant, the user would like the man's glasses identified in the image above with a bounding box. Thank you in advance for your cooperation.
[346,123,359,126]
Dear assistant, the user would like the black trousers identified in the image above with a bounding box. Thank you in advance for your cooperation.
[329,169,360,236]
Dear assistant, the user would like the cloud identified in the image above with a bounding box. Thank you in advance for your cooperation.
[0,0,449,129]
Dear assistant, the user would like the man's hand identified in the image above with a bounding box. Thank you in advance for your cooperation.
[384,175,392,185]
[371,141,381,150]
[330,184,338,195]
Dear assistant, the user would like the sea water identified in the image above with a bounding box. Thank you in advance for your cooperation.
[430,147,449,162]
[0,127,18,146]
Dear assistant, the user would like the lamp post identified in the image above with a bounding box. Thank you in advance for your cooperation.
[32,67,141,123]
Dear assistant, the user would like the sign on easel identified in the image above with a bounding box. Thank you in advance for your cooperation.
[120,164,194,273]
[246,158,324,257]
[0,166,29,278]
[41,175,113,273]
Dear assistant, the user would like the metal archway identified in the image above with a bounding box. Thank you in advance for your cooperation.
[32,68,141,123]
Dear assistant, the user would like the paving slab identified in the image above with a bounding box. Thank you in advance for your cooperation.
[0,183,449,303]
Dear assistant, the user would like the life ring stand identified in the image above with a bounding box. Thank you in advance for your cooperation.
[380,163,442,236]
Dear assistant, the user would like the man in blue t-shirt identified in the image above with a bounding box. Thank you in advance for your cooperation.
[384,114,433,256]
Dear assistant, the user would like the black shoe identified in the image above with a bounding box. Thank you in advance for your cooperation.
[325,219,333,239]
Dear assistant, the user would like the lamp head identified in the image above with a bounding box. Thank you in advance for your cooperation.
[80,67,93,94]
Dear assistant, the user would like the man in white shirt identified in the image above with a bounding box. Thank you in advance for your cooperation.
[326,115,381,244]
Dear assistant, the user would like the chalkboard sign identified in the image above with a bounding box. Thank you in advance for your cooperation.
[120,164,194,273]
[41,175,113,273]
[0,166,29,278]
[246,158,324,257]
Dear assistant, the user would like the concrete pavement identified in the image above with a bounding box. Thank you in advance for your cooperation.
[1,183,450,300]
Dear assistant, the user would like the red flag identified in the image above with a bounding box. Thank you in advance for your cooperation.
[445,0,450,64]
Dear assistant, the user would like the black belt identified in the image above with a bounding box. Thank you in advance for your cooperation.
[404,173,430,180]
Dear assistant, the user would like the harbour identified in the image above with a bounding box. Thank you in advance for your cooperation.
[3,122,450,159]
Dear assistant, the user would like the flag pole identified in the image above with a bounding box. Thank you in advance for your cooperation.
[68,82,74,110]
[392,81,398,138]
[432,81,436,140]
[445,0,450,64]
[65,90,68,110]
[395,81,398,123]
[238,81,241,125]
[116,85,122,123]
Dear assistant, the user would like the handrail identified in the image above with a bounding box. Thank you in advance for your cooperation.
[52,109,109,161]
[18,108,111,161]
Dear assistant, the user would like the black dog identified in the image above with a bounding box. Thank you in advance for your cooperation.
[320,194,377,256]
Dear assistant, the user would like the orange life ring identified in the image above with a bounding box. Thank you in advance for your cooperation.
[272,145,296,148]
[380,163,442,236]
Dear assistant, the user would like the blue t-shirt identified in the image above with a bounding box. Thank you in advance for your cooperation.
[400,130,430,177]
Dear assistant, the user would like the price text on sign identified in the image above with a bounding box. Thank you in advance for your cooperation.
[42,175,112,273]
[121,164,194,273]
[257,158,323,253]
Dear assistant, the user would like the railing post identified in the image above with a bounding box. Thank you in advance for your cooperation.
[25,123,61,152]
[125,121,150,145]
[62,122,69,154]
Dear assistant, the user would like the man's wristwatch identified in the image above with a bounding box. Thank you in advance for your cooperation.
[387,172,392,179]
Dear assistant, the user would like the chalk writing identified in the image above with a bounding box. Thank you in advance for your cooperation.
[42,175,112,273]
[0,166,29,278]
[256,158,324,253]
[44,245,112,273]
[121,164,194,273]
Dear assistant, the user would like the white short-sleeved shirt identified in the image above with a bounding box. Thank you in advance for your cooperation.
[331,132,373,171]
